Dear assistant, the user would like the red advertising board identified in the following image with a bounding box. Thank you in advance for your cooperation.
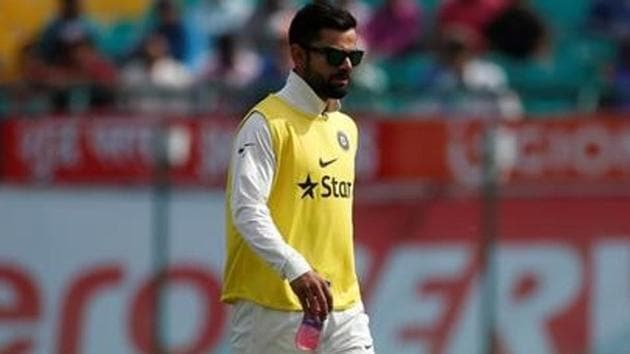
[2,114,630,186]
[0,117,238,186]
[2,114,630,354]
[357,194,630,354]
[370,118,630,185]
[1,190,629,354]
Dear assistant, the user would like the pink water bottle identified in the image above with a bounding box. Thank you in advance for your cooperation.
[295,314,323,351]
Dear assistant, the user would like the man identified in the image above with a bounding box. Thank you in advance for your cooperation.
[38,0,98,64]
[221,2,374,353]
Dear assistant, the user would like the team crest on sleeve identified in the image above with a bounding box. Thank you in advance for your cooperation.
[337,131,349,151]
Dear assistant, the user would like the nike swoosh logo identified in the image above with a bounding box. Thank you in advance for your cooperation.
[319,157,338,168]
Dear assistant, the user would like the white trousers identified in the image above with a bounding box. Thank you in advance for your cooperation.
[229,300,375,354]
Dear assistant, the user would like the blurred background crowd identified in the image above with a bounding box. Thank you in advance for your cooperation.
[0,0,628,119]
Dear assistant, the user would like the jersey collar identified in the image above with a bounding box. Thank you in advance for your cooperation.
[276,70,341,117]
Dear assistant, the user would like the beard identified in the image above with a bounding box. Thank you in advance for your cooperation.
[304,66,351,100]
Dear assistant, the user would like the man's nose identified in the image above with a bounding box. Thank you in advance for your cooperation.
[339,56,353,70]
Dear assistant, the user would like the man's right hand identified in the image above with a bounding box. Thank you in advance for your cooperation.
[289,271,333,321]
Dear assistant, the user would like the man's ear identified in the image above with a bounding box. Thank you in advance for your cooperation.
[290,43,306,71]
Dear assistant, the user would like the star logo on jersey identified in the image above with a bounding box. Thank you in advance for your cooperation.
[297,174,318,199]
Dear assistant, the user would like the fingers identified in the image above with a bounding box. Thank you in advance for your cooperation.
[295,288,310,315]
[300,283,323,318]
[310,282,328,321]
[290,272,334,320]
[291,277,316,317]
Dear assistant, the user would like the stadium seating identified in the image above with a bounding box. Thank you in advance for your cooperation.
[0,0,624,117]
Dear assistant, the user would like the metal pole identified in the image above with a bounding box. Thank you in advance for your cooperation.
[152,120,170,354]
[479,118,499,354]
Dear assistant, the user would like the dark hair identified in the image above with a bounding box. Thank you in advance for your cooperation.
[288,1,357,47]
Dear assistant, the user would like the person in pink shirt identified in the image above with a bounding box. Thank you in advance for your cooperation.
[364,0,423,58]
[437,0,510,50]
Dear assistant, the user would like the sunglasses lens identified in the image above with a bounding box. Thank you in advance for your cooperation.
[319,47,365,66]
[326,49,346,66]
[349,51,364,66]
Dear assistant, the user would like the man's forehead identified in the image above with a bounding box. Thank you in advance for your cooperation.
[314,28,358,46]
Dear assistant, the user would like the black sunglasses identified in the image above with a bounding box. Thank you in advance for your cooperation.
[302,45,365,66]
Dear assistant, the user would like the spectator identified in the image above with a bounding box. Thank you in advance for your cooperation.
[241,0,293,56]
[419,27,522,119]
[62,36,118,108]
[203,33,262,87]
[37,0,99,65]
[14,40,54,114]
[70,37,118,84]
[122,0,189,68]
[19,40,50,88]
[184,0,254,73]
[585,0,630,112]
[587,0,630,41]
[485,0,548,59]
[248,11,295,104]
[436,0,510,51]
[121,33,193,114]
[150,0,188,62]
[33,5,118,114]
[611,37,630,111]
[364,0,423,59]
[200,31,263,112]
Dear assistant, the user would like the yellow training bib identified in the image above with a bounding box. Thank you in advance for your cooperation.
[222,95,361,311]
